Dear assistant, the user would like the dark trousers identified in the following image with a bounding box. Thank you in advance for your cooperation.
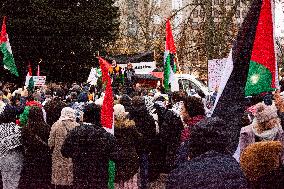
[140,153,149,189]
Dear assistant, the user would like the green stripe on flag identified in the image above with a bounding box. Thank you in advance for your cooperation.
[19,106,31,127]
[245,61,275,96]
[164,54,171,91]
[0,43,18,76]
[108,160,115,189]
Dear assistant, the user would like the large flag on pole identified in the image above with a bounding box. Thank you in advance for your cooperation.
[164,19,177,91]
[212,0,276,153]
[0,17,18,77]
[99,57,114,133]
[98,57,115,189]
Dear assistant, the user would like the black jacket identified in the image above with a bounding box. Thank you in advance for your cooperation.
[114,119,141,182]
[159,108,183,172]
[61,123,119,189]
[129,106,156,154]
[166,151,248,189]
[19,122,52,189]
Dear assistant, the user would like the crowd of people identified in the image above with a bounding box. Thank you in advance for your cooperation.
[0,71,283,189]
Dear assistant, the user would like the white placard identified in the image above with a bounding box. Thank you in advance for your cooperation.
[26,76,46,87]
[33,76,46,86]
[208,58,227,92]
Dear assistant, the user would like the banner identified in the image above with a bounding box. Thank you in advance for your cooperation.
[208,58,227,92]
[118,61,156,74]
[25,76,46,87]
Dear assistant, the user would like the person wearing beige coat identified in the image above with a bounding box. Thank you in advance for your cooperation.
[48,107,79,188]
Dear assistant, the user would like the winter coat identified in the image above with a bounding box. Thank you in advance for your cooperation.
[277,111,284,130]
[166,151,248,189]
[0,97,26,123]
[61,123,119,189]
[180,115,205,143]
[48,119,79,186]
[114,117,141,182]
[129,105,156,154]
[239,122,284,164]
[249,166,284,189]
[119,95,133,113]
[19,122,52,189]
[159,108,184,173]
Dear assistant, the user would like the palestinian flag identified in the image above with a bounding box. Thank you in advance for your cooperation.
[99,57,114,133]
[213,0,276,115]
[0,17,18,77]
[25,63,33,86]
[212,0,277,152]
[98,57,115,189]
[164,19,177,91]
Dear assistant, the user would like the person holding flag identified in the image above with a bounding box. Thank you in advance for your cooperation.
[61,103,120,189]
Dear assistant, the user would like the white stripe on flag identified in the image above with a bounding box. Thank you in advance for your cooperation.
[272,0,279,89]
[211,50,234,115]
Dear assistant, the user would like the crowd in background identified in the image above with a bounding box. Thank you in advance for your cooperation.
[0,70,283,189]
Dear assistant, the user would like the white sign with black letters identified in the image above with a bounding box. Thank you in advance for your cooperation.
[118,61,156,74]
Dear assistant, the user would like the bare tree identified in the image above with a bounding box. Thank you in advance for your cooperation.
[109,0,252,78]
[174,0,251,76]
[108,0,165,54]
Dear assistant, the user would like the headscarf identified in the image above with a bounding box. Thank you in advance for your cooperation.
[59,107,76,122]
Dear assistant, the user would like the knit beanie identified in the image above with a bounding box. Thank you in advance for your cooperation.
[255,103,278,123]
[240,141,283,182]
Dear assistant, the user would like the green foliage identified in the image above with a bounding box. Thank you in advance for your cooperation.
[0,0,120,83]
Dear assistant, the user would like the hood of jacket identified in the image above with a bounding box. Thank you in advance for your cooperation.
[251,122,283,141]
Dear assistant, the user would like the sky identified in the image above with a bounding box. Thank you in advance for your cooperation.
[275,1,284,37]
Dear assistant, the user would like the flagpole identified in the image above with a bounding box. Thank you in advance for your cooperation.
[37,58,42,76]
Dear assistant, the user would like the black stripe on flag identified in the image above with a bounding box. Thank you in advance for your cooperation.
[212,0,263,153]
